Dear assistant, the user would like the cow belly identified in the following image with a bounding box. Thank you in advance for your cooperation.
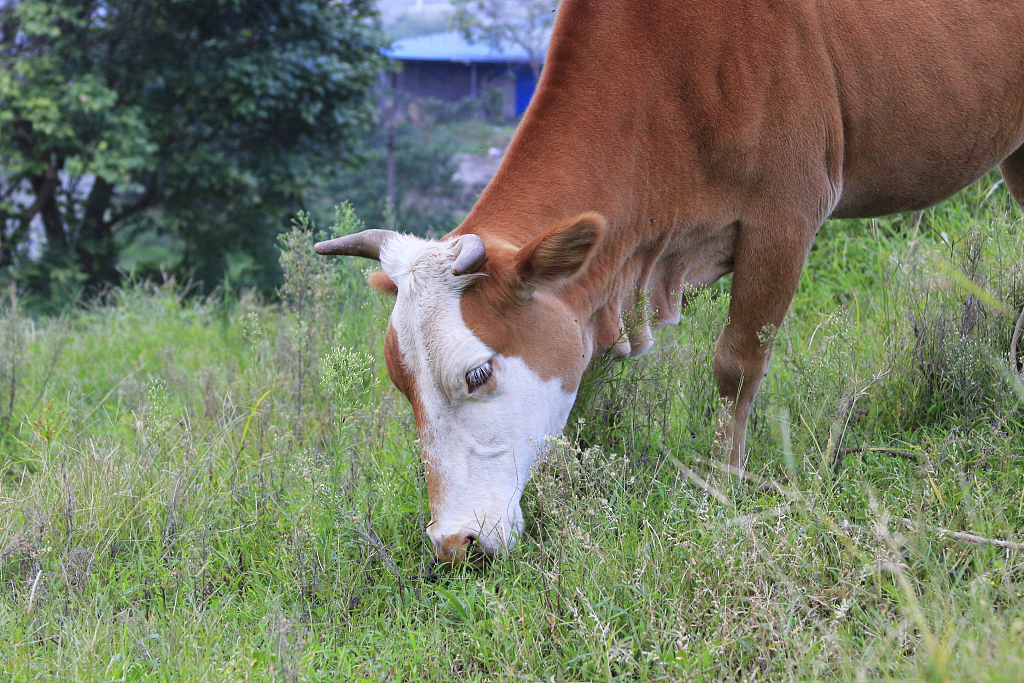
[830,99,1024,218]
[830,153,1019,219]
[823,0,1024,218]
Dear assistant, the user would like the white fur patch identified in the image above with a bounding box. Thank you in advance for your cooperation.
[379,234,577,555]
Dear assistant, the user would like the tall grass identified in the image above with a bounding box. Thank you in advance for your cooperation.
[1,188,1022,682]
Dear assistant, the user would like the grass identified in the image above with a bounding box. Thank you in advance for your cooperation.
[1,184,1023,682]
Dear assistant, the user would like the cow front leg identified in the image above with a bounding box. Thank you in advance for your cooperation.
[713,221,817,472]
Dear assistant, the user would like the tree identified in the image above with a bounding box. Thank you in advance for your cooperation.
[314,91,466,238]
[450,0,557,80]
[0,0,386,304]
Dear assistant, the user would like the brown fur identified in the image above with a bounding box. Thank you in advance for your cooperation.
[368,269,397,295]
[515,213,605,289]
[382,0,1024,471]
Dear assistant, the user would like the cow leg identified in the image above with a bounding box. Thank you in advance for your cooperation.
[713,220,817,472]
[1000,146,1024,209]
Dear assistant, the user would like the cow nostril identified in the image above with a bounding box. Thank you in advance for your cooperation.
[464,533,496,564]
[462,533,483,560]
[435,530,500,566]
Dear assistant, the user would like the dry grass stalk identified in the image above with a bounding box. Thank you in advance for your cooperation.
[900,517,1024,551]
[362,510,405,594]
[1011,304,1024,383]
[838,446,920,462]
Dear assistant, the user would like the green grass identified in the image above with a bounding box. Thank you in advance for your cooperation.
[1,185,1023,682]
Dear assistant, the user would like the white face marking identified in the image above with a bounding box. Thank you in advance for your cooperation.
[380,235,577,558]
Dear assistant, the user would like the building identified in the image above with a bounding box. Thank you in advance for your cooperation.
[385,31,540,119]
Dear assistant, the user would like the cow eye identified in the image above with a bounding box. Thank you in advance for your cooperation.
[466,361,493,393]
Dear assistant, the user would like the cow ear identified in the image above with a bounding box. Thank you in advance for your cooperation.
[367,270,398,296]
[515,213,605,291]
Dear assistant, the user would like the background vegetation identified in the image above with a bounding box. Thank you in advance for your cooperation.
[2,0,555,312]
[0,175,1021,681]
[1,0,386,307]
[451,0,557,79]
[311,97,516,240]
[1,0,545,311]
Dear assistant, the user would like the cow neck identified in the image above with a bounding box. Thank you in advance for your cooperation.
[449,0,741,362]
[451,136,731,364]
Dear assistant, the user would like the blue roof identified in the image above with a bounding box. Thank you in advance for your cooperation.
[385,31,533,64]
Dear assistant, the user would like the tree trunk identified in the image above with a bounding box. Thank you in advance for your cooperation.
[77,176,118,288]
[28,171,68,252]
[386,128,397,215]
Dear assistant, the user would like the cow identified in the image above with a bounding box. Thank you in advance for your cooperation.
[315,0,1024,564]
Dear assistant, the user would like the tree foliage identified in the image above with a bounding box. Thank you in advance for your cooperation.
[0,0,386,305]
[316,93,464,237]
[450,0,557,79]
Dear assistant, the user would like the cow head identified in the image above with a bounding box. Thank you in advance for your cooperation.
[315,214,604,564]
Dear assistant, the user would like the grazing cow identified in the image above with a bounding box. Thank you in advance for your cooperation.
[316,0,1024,563]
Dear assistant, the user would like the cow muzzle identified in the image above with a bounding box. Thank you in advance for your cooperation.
[433,530,497,566]
[428,516,521,566]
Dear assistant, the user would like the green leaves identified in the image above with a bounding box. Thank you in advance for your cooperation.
[1,0,387,304]
[321,346,377,417]
[451,0,557,78]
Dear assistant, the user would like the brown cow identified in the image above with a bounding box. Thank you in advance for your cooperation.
[316,0,1024,564]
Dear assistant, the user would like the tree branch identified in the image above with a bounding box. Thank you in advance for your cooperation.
[0,173,27,202]
[21,170,59,223]
[900,518,1024,551]
[107,179,157,227]
[361,508,405,595]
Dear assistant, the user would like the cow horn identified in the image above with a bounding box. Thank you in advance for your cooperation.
[451,234,487,275]
[313,229,395,259]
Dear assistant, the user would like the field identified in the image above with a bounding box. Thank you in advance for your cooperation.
[1,184,1023,682]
